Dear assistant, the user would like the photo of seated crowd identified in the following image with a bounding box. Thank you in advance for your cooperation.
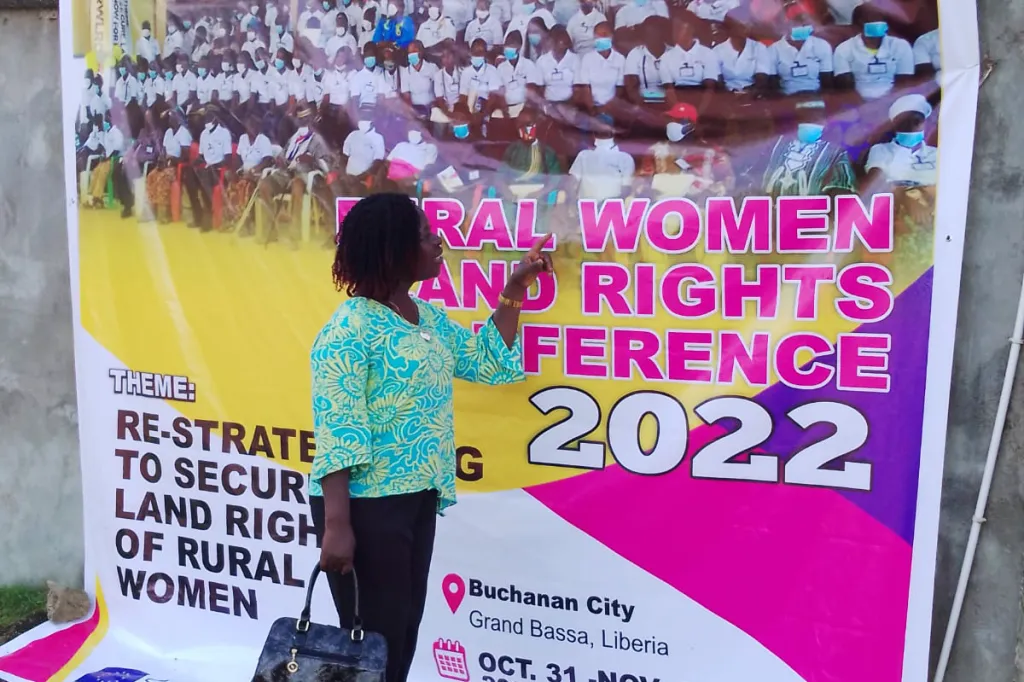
[74,0,942,252]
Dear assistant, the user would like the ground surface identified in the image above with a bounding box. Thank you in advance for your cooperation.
[0,585,46,647]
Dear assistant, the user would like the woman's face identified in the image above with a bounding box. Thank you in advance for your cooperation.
[893,112,925,133]
[414,212,444,281]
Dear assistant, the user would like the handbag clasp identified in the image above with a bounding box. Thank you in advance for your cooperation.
[286,648,299,674]
[296,619,310,632]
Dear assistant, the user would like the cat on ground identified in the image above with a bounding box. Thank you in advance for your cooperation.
[46,581,92,624]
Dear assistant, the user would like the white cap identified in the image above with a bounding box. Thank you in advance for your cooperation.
[889,94,932,121]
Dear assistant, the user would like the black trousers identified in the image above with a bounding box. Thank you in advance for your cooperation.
[309,490,438,682]
[183,164,215,228]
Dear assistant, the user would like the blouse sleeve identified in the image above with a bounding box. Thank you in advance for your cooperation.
[310,313,373,486]
[434,307,526,386]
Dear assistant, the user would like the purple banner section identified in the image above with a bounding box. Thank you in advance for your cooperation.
[752,268,934,544]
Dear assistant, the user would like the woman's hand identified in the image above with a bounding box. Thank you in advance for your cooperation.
[506,233,554,294]
[320,521,356,574]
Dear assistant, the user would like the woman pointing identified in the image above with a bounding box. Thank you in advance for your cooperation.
[310,192,553,682]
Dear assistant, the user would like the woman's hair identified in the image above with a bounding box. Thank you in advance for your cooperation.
[333,193,422,299]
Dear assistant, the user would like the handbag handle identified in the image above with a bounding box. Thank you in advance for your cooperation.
[296,565,365,642]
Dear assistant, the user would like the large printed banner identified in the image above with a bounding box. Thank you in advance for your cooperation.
[1,0,978,680]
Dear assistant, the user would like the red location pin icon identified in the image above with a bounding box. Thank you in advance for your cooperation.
[442,574,466,613]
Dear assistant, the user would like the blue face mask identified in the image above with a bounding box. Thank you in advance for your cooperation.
[119,66,127,76]
[277,24,285,34]
[521,2,535,12]
[863,21,888,38]
[103,121,111,131]
[199,66,208,76]
[408,52,421,65]
[137,72,147,81]
[504,46,518,60]
[314,68,324,76]
[634,0,647,5]
[183,20,192,29]
[256,59,266,69]
[528,32,541,46]
[364,56,376,68]
[895,130,925,147]
[471,55,485,68]
[165,71,174,80]
[594,36,612,51]
[790,25,813,41]
[149,69,157,78]
[274,58,285,70]
[797,123,824,144]
[453,123,470,139]
[324,0,331,7]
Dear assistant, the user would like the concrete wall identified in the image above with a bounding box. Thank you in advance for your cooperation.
[0,8,83,587]
[2,2,1024,680]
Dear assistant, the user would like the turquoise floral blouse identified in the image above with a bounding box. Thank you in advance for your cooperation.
[309,296,525,511]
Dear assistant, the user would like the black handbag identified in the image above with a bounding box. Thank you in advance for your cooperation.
[251,565,388,682]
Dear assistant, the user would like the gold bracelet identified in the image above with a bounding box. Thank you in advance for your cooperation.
[498,294,523,309]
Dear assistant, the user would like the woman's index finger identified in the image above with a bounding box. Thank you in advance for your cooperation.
[528,233,553,257]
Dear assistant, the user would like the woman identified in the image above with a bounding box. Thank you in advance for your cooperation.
[312,193,553,682]
[148,110,193,223]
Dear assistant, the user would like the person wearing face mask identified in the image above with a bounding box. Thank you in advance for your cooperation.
[494,31,542,127]
[574,21,625,119]
[242,24,267,59]
[270,17,295,54]
[194,56,216,109]
[170,54,199,112]
[400,41,441,119]
[113,58,138,106]
[348,43,381,115]
[459,40,501,132]
[566,0,606,54]
[258,106,340,244]
[385,128,440,189]
[358,8,379,49]
[416,0,456,54]
[326,13,358,60]
[373,0,415,47]
[504,2,555,43]
[86,114,128,209]
[614,0,668,30]
[78,73,111,145]
[304,51,331,110]
[374,44,402,104]
[163,17,185,58]
[761,100,855,198]
[346,0,381,38]
[322,48,353,143]
[289,48,314,105]
[240,2,260,32]
[520,18,550,61]
[637,102,734,199]
[215,51,238,108]
[264,1,280,30]
[125,108,165,220]
[136,21,160,62]
[466,0,503,49]
[442,0,473,32]
[340,107,388,190]
[498,109,564,204]
[762,1,834,98]
[864,94,936,198]
[569,113,635,204]
[833,6,914,101]
[180,16,197,55]
[144,57,169,111]
[191,26,212,62]
[184,109,234,230]
[430,44,463,135]
[322,0,341,34]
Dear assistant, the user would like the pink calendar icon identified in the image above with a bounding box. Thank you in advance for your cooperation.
[433,638,470,681]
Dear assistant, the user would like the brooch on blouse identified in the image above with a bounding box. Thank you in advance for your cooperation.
[420,330,432,341]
